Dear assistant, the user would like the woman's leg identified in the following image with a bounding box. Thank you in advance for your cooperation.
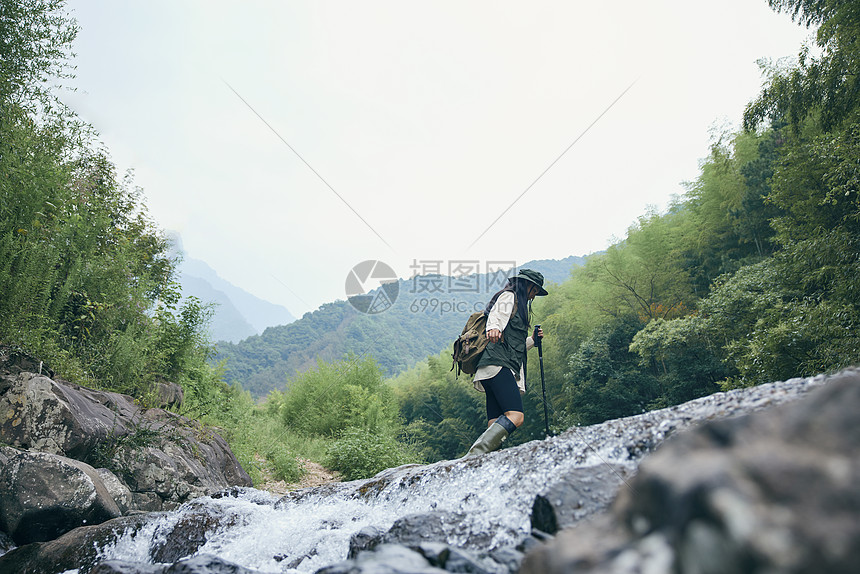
[466,370,523,456]
[485,381,523,427]
[504,410,524,427]
[484,369,524,427]
[485,384,504,427]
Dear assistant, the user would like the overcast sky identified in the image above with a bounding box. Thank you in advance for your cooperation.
[62,1,812,317]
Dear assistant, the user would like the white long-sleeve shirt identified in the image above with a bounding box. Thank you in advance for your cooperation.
[473,291,534,394]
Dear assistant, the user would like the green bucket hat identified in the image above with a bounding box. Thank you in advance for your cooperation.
[512,268,548,296]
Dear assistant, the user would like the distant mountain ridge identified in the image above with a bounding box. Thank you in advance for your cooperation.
[215,255,587,397]
[520,255,587,284]
[179,272,257,342]
[169,234,296,343]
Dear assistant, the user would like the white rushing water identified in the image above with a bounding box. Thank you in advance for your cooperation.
[89,375,824,573]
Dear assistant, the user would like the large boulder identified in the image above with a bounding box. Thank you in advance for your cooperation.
[155,381,184,410]
[0,514,152,574]
[0,371,139,460]
[0,519,260,574]
[520,368,860,574]
[107,408,251,509]
[0,360,251,516]
[0,448,121,545]
[530,464,630,535]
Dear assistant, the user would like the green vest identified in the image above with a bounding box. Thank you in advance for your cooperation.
[476,294,528,378]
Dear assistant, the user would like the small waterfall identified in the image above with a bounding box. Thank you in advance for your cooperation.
[87,375,822,573]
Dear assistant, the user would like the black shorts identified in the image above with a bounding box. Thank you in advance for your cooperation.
[482,368,523,421]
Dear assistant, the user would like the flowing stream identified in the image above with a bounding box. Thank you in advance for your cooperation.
[80,375,822,573]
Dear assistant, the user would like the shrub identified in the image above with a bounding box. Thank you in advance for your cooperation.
[324,427,418,481]
[280,355,400,436]
[265,447,304,483]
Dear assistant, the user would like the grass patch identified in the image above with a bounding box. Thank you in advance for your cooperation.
[324,427,421,481]
[211,400,338,487]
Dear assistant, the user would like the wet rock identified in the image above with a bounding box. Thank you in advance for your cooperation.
[90,554,260,574]
[410,542,451,567]
[333,541,515,574]
[150,502,245,563]
[317,543,448,573]
[163,553,260,573]
[520,368,860,574]
[0,365,251,517]
[97,468,135,515]
[0,529,15,556]
[0,514,152,574]
[348,525,387,558]
[487,546,524,573]
[382,511,467,546]
[417,543,494,574]
[91,560,165,573]
[0,448,121,544]
[530,464,630,535]
[379,511,495,552]
[283,549,318,570]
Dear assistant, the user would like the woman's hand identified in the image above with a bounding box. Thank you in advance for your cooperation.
[532,326,545,349]
[487,328,502,343]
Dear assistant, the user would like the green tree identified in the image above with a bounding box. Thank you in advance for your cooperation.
[746,0,860,132]
[629,316,725,404]
[680,129,781,294]
[279,355,400,436]
[766,118,860,244]
[0,0,78,111]
[0,0,220,404]
[580,211,695,322]
[563,318,660,425]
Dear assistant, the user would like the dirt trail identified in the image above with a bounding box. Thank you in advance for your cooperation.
[255,457,341,495]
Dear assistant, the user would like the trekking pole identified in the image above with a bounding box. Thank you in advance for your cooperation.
[534,325,550,437]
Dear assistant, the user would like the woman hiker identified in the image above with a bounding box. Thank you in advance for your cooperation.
[465,268,547,456]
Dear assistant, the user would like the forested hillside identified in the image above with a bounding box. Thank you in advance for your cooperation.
[215,256,585,397]
[0,1,269,482]
[0,3,217,405]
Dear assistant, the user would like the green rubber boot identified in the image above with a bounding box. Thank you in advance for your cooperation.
[465,415,517,457]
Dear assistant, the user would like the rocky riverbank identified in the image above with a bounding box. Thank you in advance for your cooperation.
[0,345,251,551]
[4,358,856,573]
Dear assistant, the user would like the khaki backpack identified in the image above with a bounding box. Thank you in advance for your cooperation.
[451,311,489,377]
[452,291,518,377]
